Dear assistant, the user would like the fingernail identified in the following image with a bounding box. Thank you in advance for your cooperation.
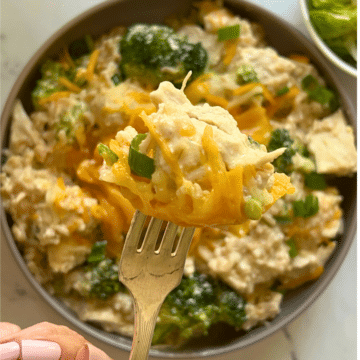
[21,340,61,360]
[0,341,20,360]
[75,343,112,360]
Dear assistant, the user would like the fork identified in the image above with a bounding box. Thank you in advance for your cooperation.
[119,210,195,360]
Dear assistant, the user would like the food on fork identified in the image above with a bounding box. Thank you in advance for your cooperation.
[1,0,357,349]
[99,78,295,227]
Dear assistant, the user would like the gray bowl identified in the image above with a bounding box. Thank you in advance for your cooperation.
[1,0,357,358]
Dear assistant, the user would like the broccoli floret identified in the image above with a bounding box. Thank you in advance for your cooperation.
[79,241,123,300]
[32,60,76,108]
[267,128,316,175]
[236,64,259,85]
[267,129,296,174]
[31,59,88,108]
[68,35,94,60]
[216,283,247,328]
[119,24,208,87]
[153,272,246,347]
[56,102,87,143]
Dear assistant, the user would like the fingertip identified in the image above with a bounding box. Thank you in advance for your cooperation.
[0,323,21,338]
[75,343,112,360]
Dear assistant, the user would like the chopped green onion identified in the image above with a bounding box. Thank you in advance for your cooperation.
[274,204,293,224]
[293,194,319,218]
[301,74,319,92]
[128,134,155,179]
[68,34,94,60]
[286,238,298,258]
[217,24,241,41]
[304,172,327,190]
[274,215,293,225]
[244,198,263,220]
[236,64,259,85]
[111,73,122,86]
[276,86,290,97]
[311,86,336,105]
[301,74,338,112]
[248,135,260,147]
[87,240,107,263]
[97,143,119,166]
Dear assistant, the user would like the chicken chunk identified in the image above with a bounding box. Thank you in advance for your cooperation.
[306,110,357,176]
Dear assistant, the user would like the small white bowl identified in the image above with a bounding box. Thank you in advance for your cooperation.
[299,0,357,77]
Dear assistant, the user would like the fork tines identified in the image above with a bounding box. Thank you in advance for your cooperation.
[123,210,194,257]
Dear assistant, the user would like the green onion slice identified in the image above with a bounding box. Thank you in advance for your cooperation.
[111,73,122,86]
[274,215,293,225]
[301,74,338,111]
[128,134,155,179]
[276,86,290,97]
[244,198,263,220]
[304,172,327,190]
[87,240,107,263]
[286,238,298,258]
[97,143,119,166]
[217,24,241,41]
[301,74,319,92]
[293,194,319,218]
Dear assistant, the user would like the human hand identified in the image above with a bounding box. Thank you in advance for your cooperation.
[0,321,113,360]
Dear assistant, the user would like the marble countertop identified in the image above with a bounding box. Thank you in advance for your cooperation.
[1,1,356,359]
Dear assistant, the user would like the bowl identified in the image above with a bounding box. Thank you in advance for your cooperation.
[299,0,357,77]
[1,0,357,357]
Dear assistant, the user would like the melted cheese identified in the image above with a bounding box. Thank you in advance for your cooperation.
[100,82,294,227]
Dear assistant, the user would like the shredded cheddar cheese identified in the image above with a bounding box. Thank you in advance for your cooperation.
[279,265,324,290]
[38,91,72,105]
[99,81,295,227]
[85,49,100,82]
[232,105,272,144]
[289,54,310,63]
[222,39,239,65]
[58,77,82,93]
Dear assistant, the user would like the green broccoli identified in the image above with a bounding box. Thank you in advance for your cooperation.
[236,64,259,85]
[31,59,86,108]
[267,129,296,174]
[79,240,123,300]
[216,283,247,328]
[68,35,94,60]
[153,272,246,347]
[56,102,87,143]
[119,24,208,87]
[267,128,316,174]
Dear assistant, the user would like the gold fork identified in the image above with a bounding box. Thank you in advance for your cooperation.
[119,210,195,360]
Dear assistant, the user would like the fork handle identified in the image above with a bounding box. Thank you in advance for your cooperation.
[129,300,162,360]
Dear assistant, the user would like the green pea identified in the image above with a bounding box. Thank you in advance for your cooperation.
[244,198,263,220]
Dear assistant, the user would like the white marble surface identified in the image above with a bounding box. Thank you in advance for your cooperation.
[0,1,357,359]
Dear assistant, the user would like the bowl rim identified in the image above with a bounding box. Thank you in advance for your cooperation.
[1,0,357,358]
[299,0,357,78]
